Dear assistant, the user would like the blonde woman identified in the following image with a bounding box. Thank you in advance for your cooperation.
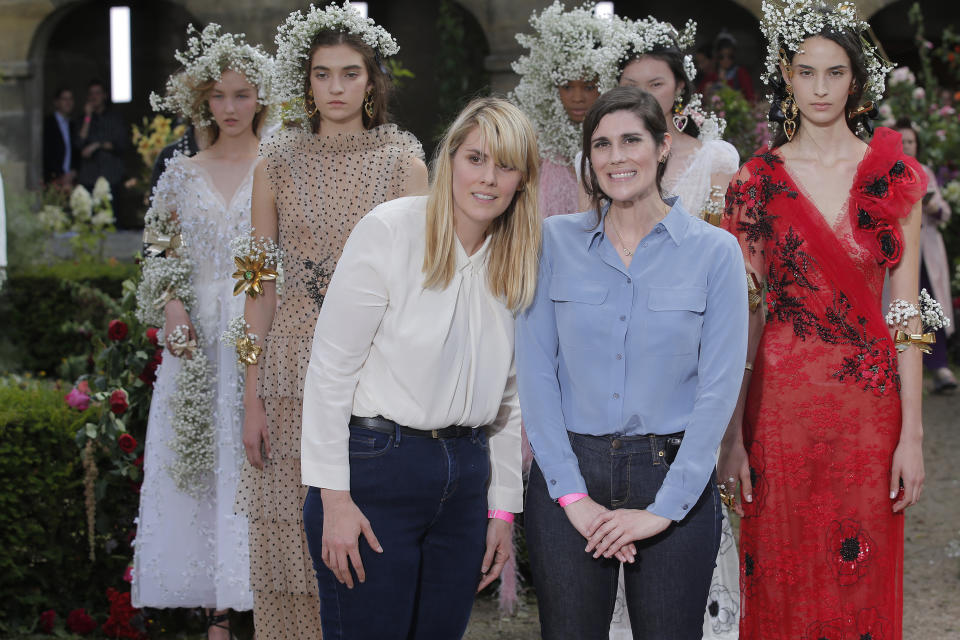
[300,97,539,640]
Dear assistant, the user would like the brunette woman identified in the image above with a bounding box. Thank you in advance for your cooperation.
[233,5,427,638]
[517,86,747,639]
[719,4,928,638]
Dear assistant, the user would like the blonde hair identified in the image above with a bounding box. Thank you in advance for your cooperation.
[423,97,541,312]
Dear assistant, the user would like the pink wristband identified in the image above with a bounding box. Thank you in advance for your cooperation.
[487,509,515,523]
[558,493,588,507]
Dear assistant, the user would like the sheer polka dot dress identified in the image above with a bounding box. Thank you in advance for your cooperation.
[235,124,424,640]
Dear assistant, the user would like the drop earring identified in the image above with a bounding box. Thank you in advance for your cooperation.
[672,94,688,132]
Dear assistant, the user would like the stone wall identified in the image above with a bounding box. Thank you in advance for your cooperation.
[0,0,911,194]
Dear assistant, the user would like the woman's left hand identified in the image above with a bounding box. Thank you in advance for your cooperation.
[477,518,513,592]
[584,509,671,558]
[890,434,924,513]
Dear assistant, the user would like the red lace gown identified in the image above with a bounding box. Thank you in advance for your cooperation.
[722,128,926,640]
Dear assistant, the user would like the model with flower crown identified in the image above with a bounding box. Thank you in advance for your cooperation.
[718,2,937,638]
[231,3,427,638]
[511,2,622,218]
[132,24,272,639]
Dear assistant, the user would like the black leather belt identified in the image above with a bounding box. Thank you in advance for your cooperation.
[349,415,476,439]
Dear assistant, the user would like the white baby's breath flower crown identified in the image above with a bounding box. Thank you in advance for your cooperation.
[150,24,272,128]
[760,0,893,103]
[510,2,624,164]
[273,1,398,121]
[602,16,726,141]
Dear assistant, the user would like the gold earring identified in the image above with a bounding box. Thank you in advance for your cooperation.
[304,89,318,118]
[672,95,688,131]
[363,89,375,119]
[781,84,798,141]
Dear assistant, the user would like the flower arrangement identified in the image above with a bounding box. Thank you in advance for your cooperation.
[759,1,892,104]
[707,85,771,158]
[37,178,115,260]
[150,24,272,127]
[131,114,187,177]
[510,2,623,164]
[273,1,398,122]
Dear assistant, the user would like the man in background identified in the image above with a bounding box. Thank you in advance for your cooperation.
[42,87,77,187]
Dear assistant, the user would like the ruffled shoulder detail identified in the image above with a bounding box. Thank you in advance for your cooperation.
[849,127,929,267]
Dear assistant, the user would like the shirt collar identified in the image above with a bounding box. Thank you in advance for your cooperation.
[455,233,492,272]
[586,196,689,250]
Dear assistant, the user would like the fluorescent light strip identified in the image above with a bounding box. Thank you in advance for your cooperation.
[595,2,615,19]
[110,6,132,103]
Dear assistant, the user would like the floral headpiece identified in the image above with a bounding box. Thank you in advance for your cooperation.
[150,24,272,127]
[603,16,726,142]
[609,16,697,86]
[760,0,892,103]
[510,2,624,164]
[273,1,398,120]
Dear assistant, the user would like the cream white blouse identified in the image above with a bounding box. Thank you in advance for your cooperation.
[300,195,523,513]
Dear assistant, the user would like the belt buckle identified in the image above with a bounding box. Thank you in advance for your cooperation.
[431,429,439,439]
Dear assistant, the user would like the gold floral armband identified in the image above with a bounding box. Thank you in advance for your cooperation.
[702,185,725,227]
[747,272,762,312]
[887,289,951,354]
[230,234,283,299]
[894,330,935,354]
[236,335,263,366]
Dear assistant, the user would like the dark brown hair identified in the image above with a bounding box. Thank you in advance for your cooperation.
[771,5,868,147]
[893,116,920,157]
[580,86,669,223]
[619,47,698,137]
[303,30,392,134]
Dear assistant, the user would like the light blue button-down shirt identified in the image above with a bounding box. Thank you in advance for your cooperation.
[516,198,748,521]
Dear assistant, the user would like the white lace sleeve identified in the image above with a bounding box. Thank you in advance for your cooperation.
[136,157,196,327]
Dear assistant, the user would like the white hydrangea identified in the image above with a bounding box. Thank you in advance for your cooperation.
[39,205,70,232]
[510,2,624,164]
[760,0,892,103]
[273,1,398,122]
[150,24,273,127]
[70,185,93,219]
[92,177,112,204]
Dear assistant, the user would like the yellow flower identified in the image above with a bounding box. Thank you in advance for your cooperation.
[232,254,278,298]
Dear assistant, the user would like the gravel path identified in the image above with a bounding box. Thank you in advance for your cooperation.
[466,388,960,639]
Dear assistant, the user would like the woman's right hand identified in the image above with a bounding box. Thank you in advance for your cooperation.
[163,299,197,359]
[563,496,636,563]
[242,396,271,469]
[718,436,752,516]
[320,489,383,589]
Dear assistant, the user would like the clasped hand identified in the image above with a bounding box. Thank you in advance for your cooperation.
[564,497,670,562]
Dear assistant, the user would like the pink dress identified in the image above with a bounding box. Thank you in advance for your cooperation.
[538,157,579,218]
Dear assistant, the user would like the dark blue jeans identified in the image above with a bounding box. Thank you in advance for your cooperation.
[525,432,721,640]
[302,426,490,640]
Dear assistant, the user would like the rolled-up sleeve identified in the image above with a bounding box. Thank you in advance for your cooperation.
[515,225,589,500]
[647,234,748,521]
[301,215,391,490]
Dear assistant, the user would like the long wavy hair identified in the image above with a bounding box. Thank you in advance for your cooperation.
[423,97,541,312]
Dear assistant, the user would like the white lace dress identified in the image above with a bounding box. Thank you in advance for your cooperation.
[603,139,743,640]
[132,155,254,611]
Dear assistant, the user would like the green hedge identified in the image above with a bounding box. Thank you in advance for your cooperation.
[0,382,95,629]
[0,262,138,374]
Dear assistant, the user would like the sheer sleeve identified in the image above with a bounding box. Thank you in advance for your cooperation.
[722,161,768,283]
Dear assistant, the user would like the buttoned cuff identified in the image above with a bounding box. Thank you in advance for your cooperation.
[301,460,350,491]
[539,462,588,501]
[488,484,524,514]
[647,483,703,522]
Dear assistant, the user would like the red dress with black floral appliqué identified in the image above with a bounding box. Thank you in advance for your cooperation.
[722,128,926,640]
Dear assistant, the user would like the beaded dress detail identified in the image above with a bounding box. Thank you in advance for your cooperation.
[234,124,423,639]
[722,128,926,640]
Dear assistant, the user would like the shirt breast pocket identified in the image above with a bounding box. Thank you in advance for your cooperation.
[549,278,609,346]
[645,286,706,355]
